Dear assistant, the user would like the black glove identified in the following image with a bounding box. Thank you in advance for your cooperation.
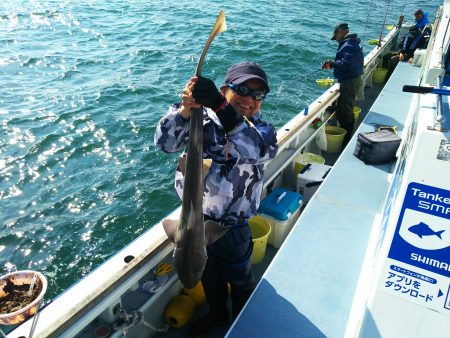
[321,60,334,69]
[192,76,224,110]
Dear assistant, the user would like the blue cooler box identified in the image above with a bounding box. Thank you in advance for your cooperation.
[257,188,303,248]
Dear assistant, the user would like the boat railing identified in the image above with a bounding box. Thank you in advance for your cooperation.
[421,4,448,85]
[263,26,401,189]
[406,4,448,132]
[263,83,339,188]
[362,25,401,96]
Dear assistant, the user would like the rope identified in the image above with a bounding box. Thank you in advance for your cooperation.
[378,0,392,46]
[112,306,169,335]
[142,318,170,333]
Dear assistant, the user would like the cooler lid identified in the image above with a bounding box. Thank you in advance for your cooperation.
[258,188,302,221]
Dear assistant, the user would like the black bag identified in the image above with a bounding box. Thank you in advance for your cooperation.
[353,129,401,164]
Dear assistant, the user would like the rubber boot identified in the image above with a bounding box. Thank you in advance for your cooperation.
[341,123,354,147]
[189,309,229,338]
[231,285,254,319]
[190,256,229,337]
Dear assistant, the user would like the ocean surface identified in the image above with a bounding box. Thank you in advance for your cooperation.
[0,0,440,302]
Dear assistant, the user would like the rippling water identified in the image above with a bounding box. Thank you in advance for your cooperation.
[0,0,439,302]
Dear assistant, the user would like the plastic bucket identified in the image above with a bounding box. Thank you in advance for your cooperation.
[325,126,347,153]
[353,106,361,121]
[316,78,334,87]
[373,68,388,84]
[294,152,326,177]
[248,216,271,264]
[0,270,47,325]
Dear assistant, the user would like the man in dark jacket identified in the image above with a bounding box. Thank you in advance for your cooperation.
[322,22,364,145]
[392,24,431,63]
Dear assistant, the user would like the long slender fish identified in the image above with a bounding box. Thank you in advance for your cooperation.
[163,11,227,289]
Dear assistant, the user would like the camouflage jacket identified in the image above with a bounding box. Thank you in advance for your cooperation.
[154,104,278,224]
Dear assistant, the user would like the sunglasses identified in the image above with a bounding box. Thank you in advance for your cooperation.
[228,83,267,101]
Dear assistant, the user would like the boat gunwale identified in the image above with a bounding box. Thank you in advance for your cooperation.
[7,14,405,338]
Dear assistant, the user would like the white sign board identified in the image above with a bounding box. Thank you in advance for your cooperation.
[382,182,450,315]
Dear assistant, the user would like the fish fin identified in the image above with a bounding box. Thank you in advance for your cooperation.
[204,220,230,246]
[178,156,211,178]
[202,159,212,178]
[162,218,178,243]
[177,156,186,175]
[435,230,445,239]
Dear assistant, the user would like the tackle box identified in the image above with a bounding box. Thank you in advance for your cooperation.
[297,163,332,203]
[257,188,303,248]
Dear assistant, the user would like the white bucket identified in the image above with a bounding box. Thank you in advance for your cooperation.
[0,270,47,325]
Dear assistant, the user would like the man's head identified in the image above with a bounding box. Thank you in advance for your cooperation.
[222,61,269,93]
[221,61,269,118]
[415,9,424,21]
[331,22,349,42]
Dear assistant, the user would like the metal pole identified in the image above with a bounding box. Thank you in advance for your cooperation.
[434,76,446,131]
[28,299,43,338]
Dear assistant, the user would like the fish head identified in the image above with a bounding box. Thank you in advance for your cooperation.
[408,222,433,238]
[173,245,207,289]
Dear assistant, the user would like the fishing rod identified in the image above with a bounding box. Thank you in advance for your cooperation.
[404,75,448,132]
[377,0,392,46]
[399,0,408,17]
[361,0,375,50]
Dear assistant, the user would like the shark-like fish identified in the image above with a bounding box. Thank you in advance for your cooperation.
[408,222,445,239]
[162,11,227,289]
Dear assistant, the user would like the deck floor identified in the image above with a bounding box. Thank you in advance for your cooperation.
[155,76,389,338]
[154,245,278,338]
[226,62,421,338]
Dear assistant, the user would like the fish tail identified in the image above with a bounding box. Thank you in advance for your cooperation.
[435,230,445,239]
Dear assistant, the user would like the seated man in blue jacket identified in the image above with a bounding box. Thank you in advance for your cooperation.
[322,22,364,146]
[385,24,431,72]
[414,9,429,31]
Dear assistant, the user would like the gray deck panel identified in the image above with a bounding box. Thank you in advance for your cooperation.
[226,62,421,338]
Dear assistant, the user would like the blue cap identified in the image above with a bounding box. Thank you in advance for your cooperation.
[331,22,349,40]
[222,61,270,93]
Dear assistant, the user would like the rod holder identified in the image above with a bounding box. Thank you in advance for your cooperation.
[434,76,447,131]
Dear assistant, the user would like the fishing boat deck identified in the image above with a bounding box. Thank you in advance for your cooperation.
[154,246,278,338]
[226,62,421,338]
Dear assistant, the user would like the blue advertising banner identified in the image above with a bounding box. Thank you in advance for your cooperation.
[388,182,450,278]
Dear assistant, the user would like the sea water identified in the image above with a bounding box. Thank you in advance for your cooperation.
[0,0,439,301]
